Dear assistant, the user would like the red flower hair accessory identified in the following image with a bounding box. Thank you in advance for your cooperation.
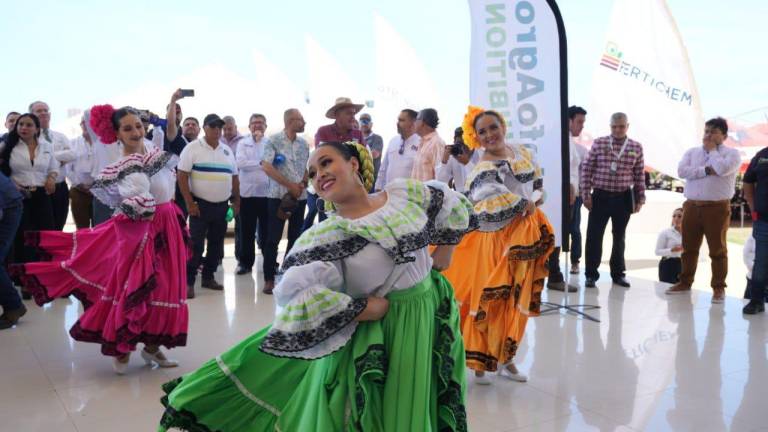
[89,104,117,144]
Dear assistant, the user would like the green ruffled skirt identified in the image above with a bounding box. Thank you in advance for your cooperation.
[158,270,467,431]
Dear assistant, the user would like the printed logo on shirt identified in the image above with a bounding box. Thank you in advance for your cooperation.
[223,148,230,156]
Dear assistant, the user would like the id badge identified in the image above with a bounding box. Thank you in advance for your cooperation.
[610,161,618,172]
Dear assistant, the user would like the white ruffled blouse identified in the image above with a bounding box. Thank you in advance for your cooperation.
[90,148,177,220]
[259,179,475,360]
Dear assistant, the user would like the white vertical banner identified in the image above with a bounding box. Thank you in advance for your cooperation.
[587,0,703,178]
[468,0,569,248]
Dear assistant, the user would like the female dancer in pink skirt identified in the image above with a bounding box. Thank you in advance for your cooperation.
[12,105,189,374]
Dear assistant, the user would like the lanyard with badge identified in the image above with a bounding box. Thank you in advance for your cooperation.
[609,136,628,173]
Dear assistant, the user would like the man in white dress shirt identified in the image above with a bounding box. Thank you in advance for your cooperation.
[29,101,75,230]
[235,114,270,275]
[436,127,479,193]
[67,114,96,229]
[666,117,741,303]
[546,106,589,291]
[375,109,420,191]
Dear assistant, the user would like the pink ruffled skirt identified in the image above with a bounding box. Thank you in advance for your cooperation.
[13,202,190,356]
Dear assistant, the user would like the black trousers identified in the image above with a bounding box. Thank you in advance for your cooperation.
[263,198,307,282]
[52,181,69,230]
[658,257,682,284]
[186,198,228,284]
[584,189,633,281]
[239,197,269,270]
[546,247,564,282]
[659,257,683,284]
[15,189,56,263]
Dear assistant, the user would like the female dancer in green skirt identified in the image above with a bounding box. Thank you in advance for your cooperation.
[159,141,473,431]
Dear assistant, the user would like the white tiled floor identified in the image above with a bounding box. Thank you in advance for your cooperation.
[3,262,766,432]
[2,191,765,431]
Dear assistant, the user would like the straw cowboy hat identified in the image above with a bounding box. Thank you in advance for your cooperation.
[325,97,364,119]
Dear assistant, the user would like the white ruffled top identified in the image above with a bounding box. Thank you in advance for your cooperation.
[91,147,177,220]
[258,179,474,360]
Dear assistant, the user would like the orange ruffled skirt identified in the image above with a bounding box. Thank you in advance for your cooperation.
[441,209,554,372]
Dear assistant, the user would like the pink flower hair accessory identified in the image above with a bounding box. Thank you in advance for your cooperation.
[89,104,118,144]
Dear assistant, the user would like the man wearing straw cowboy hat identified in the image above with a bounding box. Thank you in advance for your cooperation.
[303,97,367,231]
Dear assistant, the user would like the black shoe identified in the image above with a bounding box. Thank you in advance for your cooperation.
[0,304,27,330]
[21,289,31,300]
[547,281,567,291]
[585,278,597,288]
[612,277,631,288]
[201,278,224,291]
[236,266,252,275]
[743,300,765,315]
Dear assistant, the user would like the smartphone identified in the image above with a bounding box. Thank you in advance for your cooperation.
[180,89,195,98]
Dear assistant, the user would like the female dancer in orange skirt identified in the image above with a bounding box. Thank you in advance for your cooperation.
[442,106,554,385]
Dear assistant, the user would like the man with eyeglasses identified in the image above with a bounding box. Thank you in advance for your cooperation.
[374,109,420,191]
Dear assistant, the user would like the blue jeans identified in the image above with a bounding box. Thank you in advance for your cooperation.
[569,197,583,265]
[750,220,768,305]
[302,193,327,232]
[0,204,23,311]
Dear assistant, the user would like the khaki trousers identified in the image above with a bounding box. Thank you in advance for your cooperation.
[69,186,93,229]
[679,199,731,289]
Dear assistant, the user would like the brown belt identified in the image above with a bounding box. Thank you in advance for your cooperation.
[685,199,730,206]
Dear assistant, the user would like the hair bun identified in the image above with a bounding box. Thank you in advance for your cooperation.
[89,104,118,144]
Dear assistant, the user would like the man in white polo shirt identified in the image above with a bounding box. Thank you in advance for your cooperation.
[178,114,240,298]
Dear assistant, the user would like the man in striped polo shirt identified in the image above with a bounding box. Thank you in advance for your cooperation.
[178,114,240,298]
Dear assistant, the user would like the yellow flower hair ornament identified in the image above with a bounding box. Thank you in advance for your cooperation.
[461,105,486,150]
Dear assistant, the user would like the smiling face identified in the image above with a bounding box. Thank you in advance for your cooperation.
[307,145,361,204]
[116,113,145,153]
[474,113,506,155]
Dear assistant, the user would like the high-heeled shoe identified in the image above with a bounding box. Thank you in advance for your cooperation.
[474,371,492,385]
[498,365,528,382]
[141,349,179,368]
[112,355,129,375]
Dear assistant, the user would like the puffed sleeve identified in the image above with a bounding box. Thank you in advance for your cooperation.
[385,178,475,245]
[466,161,529,232]
[116,172,156,219]
[259,261,368,360]
[91,154,156,219]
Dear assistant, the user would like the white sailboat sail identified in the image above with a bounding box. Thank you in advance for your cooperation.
[587,0,703,177]
[305,35,362,143]
[251,50,307,133]
[372,14,443,143]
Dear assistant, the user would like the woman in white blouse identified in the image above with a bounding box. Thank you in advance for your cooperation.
[0,113,58,289]
[655,207,683,283]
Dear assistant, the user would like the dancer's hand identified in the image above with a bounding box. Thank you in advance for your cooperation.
[431,245,456,271]
[356,297,389,321]
[522,200,536,217]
